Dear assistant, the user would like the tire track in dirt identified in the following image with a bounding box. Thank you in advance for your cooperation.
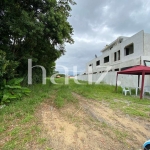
[73,92,150,145]
[36,93,149,150]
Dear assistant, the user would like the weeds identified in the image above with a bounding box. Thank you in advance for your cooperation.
[0,80,53,150]
[0,78,150,149]
[68,79,150,119]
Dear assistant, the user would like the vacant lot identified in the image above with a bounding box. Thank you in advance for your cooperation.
[0,78,150,150]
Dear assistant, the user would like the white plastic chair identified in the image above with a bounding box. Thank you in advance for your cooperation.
[121,86,131,96]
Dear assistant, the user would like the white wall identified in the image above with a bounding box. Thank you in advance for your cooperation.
[144,33,150,56]
[77,72,150,88]
[85,30,144,73]
[80,30,150,88]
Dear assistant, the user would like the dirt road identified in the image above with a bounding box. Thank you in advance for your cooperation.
[37,93,150,150]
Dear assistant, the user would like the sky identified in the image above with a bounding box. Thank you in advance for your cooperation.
[56,0,150,75]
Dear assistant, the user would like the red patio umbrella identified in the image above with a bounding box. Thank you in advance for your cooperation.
[115,65,150,99]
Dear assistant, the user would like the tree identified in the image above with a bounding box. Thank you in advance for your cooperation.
[0,0,76,79]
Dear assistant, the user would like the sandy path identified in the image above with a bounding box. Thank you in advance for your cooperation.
[74,93,150,143]
[36,93,150,150]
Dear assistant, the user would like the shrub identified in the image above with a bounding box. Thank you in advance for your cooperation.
[0,50,30,104]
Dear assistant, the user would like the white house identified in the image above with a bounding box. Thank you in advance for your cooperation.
[77,30,150,87]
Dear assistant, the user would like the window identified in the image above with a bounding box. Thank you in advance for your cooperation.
[114,68,119,71]
[104,56,109,63]
[124,43,134,56]
[110,46,113,50]
[93,72,97,74]
[96,60,100,66]
[89,64,92,66]
[114,50,120,61]
[121,66,134,71]
[119,39,122,43]
[114,52,117,61]
[144,60,150,67]
[118,50,120,60]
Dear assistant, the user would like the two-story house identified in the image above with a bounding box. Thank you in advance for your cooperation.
[78,30,150,87]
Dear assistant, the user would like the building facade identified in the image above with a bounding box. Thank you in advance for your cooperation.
[77,30,150,87]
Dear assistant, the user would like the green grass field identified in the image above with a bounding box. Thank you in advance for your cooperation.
[0,78,150,149]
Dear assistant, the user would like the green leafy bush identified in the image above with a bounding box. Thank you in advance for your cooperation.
[0,78,30,104]
[0,50,18,80]
[0,50,30,104]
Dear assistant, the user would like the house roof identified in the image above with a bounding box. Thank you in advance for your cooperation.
[101,36,128,52]
[117,65,150,75]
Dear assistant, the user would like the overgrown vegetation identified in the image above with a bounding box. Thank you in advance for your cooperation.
[0,81,53,149]
[0,0,76,77]
[0,50,30,104]
[68,79,150,118]
[0,0,76,102]
[0,78,150,149]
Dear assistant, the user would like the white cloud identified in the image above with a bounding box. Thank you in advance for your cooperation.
[56,0,150,74]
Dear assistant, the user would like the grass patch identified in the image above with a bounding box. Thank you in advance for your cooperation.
[96,119,130,143]
[37,138,47,144]
[0,78,150,149]
[0,80,56,150]
[54,84,77,108]
[0,78,79,149]
[113,129,128,141]
[67,79,150,119]
[123,107,148,117]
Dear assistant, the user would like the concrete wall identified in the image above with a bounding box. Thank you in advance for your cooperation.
[80,30,150,88]
[77,72,150,88]
[85,30,145,73]
[120,30,144,62]
[144,33,150,56]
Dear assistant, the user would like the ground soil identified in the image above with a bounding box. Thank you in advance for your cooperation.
[36,93,150,150]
